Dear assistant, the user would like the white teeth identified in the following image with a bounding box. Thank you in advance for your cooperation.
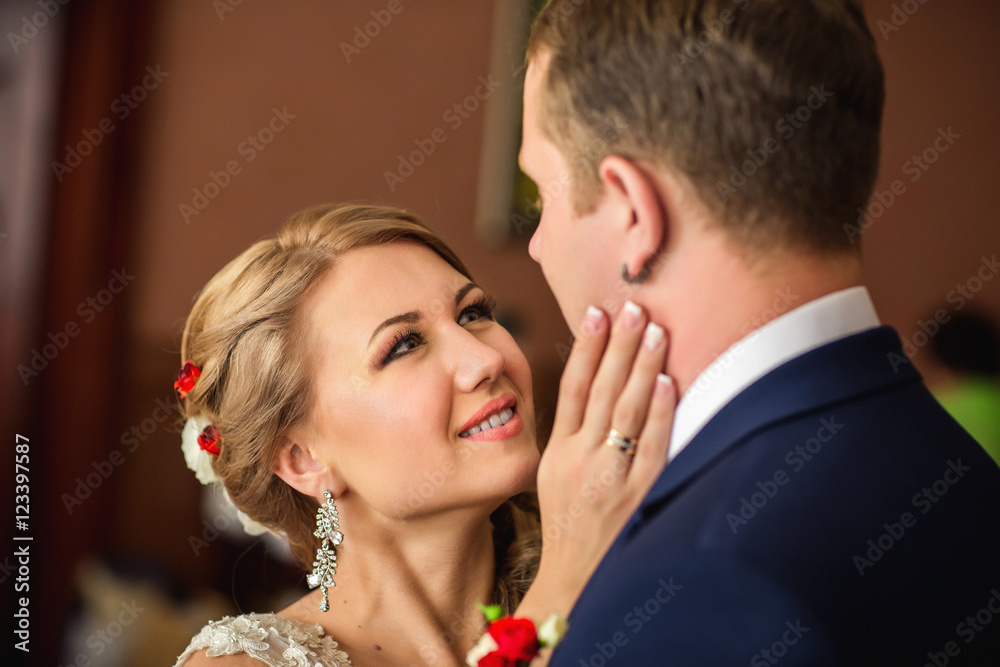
[460,407,515,437]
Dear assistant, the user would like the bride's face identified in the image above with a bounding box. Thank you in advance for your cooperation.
[298,242,539,520]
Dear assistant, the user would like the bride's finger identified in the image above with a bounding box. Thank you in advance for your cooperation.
[627,372,676,491]
[580,301,647,440]
[551,306,609,437]
[604,322,668,455]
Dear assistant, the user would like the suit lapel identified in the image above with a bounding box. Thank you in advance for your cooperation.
[632,327,922,527]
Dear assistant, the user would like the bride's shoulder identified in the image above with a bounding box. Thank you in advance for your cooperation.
[173,612,352,667]
[180,648,256,666]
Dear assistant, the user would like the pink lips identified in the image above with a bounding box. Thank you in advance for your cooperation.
[459,392,523,442]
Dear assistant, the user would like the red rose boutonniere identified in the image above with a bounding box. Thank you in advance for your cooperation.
[467,605,566,667]
[487,617,538,663]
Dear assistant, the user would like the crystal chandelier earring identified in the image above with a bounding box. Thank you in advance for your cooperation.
[307,491,343,612]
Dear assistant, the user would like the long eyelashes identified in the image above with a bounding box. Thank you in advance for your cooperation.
[459,295,497,325]
[381,327,424,366]
[378,295,498,367]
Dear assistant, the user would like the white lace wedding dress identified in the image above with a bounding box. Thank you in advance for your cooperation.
[174,613,352,666]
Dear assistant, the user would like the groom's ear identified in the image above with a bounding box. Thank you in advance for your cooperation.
[273,432,346,500]
[597,155,667,279]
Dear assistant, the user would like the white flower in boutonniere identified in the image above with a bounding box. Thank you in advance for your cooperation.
[466,633,499,666]
[537,612,569,648]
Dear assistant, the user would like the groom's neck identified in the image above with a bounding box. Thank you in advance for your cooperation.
[644,231,864,399]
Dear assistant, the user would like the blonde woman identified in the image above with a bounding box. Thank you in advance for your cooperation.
[172,204,674,666]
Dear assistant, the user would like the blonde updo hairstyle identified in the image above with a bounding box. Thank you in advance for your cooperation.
[179,203,539,610]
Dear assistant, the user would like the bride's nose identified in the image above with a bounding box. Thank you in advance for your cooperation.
[450,329,505,393]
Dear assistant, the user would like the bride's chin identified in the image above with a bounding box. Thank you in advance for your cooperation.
[464,466,538,514]
[493,455,540,499]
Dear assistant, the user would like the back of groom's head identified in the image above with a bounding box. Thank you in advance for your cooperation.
[526,0,885,257]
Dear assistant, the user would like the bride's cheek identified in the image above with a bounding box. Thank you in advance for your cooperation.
[497,334,532,393]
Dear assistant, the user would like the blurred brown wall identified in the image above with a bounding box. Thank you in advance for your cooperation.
[861,1,1000,379]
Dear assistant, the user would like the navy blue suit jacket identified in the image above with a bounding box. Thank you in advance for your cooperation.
[552,327,1000,666]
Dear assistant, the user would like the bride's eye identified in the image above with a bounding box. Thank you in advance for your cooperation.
[458,296,497,327]
[383,330,425,364]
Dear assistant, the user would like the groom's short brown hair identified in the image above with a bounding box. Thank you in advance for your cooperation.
[526,0,885,254]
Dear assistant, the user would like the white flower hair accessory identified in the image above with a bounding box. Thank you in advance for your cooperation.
[222,488,273,537]
[176,361,221,484]
[176,361,279,539]
[181,415,220,485]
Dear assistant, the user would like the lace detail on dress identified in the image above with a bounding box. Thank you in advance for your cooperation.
[174,613,352,667]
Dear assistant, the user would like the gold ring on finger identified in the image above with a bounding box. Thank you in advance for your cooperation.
[605,428,638,457]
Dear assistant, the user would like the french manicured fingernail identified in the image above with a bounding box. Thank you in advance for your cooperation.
[643,323,665,351]
[655,373,673,395]
[622,300,642,330]
[583,306,604,334]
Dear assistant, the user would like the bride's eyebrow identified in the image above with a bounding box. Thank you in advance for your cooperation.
[454,282,479,305]
[366,282,481,349]
[367,311,420,349]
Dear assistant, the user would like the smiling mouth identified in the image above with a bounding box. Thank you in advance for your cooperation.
[459,407,515,438]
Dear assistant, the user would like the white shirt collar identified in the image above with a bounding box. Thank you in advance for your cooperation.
[668,286,880,460]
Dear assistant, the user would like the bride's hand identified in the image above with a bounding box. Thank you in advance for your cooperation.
[518,301,675,623]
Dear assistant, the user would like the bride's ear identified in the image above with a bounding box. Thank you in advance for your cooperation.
[273,435,345,499]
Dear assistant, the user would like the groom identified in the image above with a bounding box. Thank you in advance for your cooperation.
[519,0,1000,663]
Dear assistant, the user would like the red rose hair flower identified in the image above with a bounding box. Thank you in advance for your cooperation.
[198,424,221,456]
[175,361,201,398]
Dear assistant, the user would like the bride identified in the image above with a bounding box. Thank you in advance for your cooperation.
[172,203,674,666]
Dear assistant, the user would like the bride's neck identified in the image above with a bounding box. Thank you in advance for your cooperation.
[341,509,497,620]
[290,503,499,663]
